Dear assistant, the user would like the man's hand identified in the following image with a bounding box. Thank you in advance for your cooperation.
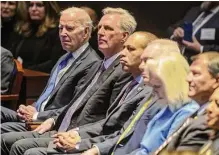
[173,27,184,39]
[17,105,37,121]
[52,131,81,152]
[81,147,99,155]
[17,104,28,120]
[182,37,202,53]
[34,118,54,134]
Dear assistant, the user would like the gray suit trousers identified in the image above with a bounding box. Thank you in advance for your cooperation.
[1,106,19,123]
[1,130,56,155]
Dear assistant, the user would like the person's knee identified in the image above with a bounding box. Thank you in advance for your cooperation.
[10,139,25,155]
[24,147,47,155]
[1,132,17,148]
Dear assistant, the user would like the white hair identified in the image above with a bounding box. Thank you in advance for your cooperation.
[61,7,93,38]
[102,7,137,34]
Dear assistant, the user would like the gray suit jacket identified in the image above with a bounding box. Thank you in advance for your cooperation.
[35,45,101,121]
[53,57,132,130]
[166,114,213,152]
[71,84,153,152]
[1,47,16,95]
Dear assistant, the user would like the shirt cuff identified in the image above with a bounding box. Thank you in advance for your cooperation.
[32,112,39,121]
[93,145,101,155]
[200,45,204,53]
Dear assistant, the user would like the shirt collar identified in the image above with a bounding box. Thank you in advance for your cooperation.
[135,75,142,84]
[103,52,120,69]
[68,42,89,60]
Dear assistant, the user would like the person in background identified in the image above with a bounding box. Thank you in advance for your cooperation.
[169,1,219,63]
[1,1,28,51]
[11,1,65,73]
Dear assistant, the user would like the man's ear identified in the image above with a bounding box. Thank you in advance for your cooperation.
[121,32,129,43]
[83,27,90,40]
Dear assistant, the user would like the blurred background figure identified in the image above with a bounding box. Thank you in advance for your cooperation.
[11,1,65,73]
[168,1,219,63]
[1,1,28,51]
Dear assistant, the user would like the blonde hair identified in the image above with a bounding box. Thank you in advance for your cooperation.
[61,7,93,39]
[147,47,190,105]
[191,52,219,78]
[102,7,137,34]
[17,2,60,37]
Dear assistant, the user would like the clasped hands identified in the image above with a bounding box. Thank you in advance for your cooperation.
[52,129,81,152]
[17,104,37,122]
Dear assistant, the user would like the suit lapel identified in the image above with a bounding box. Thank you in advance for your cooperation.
[48,46,91,101]
[75,57,120,111]
[122,94,159,140]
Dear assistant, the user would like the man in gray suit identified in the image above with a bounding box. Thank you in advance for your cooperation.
[1,7,135,155]
[155,52,219,154]
[1,7,101,132]
[1,47,16,95]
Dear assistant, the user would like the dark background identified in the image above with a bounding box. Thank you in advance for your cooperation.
[57,1,201,37]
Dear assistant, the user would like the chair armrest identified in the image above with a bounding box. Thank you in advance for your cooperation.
[1,94,19,101]
[26,121,43,131]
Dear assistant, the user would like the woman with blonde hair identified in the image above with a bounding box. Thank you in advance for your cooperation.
[11,1,65,73]
[136,41,200,155]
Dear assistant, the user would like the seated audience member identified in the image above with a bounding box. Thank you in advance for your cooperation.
[82,39,199,155]
[47,31,163,154]
[81,6,103,58]
[1,1,28,51]
[11,1,65,73]
[155,52,219,155]
[1,47,16,95]
[1,7,101,132]
[1,7,135,155]
[169,1,219,63]
[134,43,199,155]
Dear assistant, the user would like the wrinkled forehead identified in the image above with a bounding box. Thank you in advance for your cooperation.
[60,12,81,25]
[141,45,161,60]
[190,58,209,71]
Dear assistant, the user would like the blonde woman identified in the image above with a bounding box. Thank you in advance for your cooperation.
[136,48,200,155]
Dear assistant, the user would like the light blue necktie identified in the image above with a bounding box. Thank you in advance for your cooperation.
[35,53,73,111]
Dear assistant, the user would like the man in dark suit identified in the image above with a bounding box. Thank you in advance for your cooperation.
[169,2,219,62]
[1,7,136,155]
[45,31,159,154]
[154,52,219,154]
[0,7,101,133]
[1,46,16,95]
